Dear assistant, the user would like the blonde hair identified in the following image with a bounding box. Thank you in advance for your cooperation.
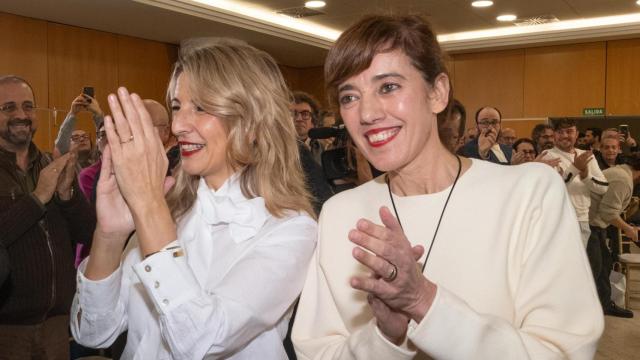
[165,38,315,220]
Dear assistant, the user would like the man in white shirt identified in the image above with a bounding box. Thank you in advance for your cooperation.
[458,106,512,164]
[544,118,608,246]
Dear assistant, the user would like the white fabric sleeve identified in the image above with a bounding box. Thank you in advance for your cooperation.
[70,258,130,348]
[292,211,416,360]
[406,174,604,359]
[583,158,608,195]
[133,216,317,359]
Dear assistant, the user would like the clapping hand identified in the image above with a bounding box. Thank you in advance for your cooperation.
[349,207,437,343]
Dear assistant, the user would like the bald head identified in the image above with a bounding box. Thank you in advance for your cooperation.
[498,127,517,146]
[143,99,172,146]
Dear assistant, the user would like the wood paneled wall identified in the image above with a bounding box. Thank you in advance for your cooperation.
[453,49,525,129]
[523,42,606,118]
[0,12,178,151]
[606,38,640,115]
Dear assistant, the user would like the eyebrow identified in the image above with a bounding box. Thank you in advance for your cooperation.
[337,72,406,94]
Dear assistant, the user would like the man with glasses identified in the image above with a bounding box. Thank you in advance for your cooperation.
[0,75,95,359]
[543,118,608,248]
[292,91,323,165]
[54,92,103,160]
[459,106,512,164]
[531,123,555,154]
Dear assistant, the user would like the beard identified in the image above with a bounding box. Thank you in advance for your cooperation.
[0,118,35,147]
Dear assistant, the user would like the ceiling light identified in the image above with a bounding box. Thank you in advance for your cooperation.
[637,0,640,5]
[471,1,493,7]
[305,1,326,8]
[497,14,517,22]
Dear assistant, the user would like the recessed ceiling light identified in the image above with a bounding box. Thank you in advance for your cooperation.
[637,0,640,5]
[305,1,326,8]
[497,14,517,22]
[471,1,494,7]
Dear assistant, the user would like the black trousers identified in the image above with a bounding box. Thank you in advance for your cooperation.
[586,226,612,309]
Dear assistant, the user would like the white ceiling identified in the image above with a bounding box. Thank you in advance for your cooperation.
[2,0,640,67]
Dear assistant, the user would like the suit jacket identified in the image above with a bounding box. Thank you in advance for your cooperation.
[458,138,512,164]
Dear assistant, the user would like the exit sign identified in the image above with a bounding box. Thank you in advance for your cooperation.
[583,108,605,116]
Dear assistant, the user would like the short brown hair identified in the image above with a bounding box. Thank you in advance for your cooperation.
[324,15,451,112]
[551,118,577,131]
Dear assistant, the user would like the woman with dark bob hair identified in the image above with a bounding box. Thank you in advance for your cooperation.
[70,38,317,359]
[293,15,603,359]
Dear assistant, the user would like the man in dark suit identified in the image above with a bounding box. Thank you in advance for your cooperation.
[458,106,512,164]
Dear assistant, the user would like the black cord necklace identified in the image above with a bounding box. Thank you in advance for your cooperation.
[386,155,462,274]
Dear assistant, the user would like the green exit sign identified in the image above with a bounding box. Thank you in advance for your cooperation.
[583,108,605,116]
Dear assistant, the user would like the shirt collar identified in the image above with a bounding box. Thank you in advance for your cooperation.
[194,173,269,243]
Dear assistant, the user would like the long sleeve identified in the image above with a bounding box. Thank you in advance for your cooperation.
[406,171,603,359]
[583,158,608,195]
[0,193,46,248]
[70,260,130,348]
[598,178,631,224]
[55,112,103,154]
[293,162,603,360]
[133,215,316,359]
[292,239,416,360]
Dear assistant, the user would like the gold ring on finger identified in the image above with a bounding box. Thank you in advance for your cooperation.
[384,262,398,282]
[120,135,134,144]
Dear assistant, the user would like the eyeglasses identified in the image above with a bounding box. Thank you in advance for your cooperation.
[0,102,36,116]
[291,110,312,120]
[519,150,536,155]
[477,119,499,127]
[71,134,90,142]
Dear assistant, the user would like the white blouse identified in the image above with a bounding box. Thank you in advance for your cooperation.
[71,175,317,359]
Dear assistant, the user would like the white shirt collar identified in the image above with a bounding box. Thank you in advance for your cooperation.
[194,173,269,243]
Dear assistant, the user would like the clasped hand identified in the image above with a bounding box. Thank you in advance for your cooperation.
[95,88,174,241]
[349,206,437,344]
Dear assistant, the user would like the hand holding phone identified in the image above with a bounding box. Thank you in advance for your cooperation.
[82,86,95,100]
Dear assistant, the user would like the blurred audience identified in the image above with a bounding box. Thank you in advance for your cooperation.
[531,123,555,154]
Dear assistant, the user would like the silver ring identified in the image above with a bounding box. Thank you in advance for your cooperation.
[120,135,134,144]
[384,262,398,282]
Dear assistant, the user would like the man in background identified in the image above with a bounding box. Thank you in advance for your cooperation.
[291,91,323,165]
[498,127,517,147]
[458,106,512,164]
[0,75,95,359]
[543,118,608,247]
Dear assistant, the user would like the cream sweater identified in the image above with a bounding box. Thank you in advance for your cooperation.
[293,159,603,359]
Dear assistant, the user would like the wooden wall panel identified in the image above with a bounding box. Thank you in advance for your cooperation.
[279,65,327,109]
[117,35,178,104]
[452,49,525,130]
[524,42,606,118]
[47,23,119,150]
[501,119,548,141]
[0,12,50,149]
[606,39,640,115]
